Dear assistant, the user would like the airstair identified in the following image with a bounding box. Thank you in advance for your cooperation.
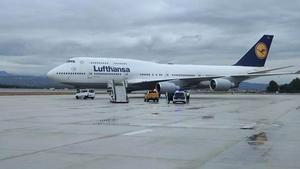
[108,80,129,103]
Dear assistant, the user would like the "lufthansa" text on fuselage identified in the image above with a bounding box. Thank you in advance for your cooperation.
[93,65,130,73]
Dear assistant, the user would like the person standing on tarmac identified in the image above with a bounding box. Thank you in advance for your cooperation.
[167,92,174,104]
[186,91,190,103]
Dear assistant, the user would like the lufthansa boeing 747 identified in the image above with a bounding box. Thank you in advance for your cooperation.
[47,35,299,93]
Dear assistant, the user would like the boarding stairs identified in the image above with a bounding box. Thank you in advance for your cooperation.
[108,80,128,103]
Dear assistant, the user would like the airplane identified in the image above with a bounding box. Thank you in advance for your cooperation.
[47,35,299,93]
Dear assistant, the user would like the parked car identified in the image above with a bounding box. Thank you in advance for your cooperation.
[172,91,187,103]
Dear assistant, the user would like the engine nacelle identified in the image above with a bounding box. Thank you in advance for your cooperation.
[156,82,179,94]
[210,78,235,91]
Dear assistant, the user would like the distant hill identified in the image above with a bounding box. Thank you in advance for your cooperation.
[0,71,11,76]
[0,71,72,89]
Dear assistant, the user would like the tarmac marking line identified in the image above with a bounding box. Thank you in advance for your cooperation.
[123,129,153,136]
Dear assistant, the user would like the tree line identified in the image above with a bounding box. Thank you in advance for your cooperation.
[267,78,300,93]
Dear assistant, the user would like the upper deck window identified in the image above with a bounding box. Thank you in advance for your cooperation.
[67,60,75,63]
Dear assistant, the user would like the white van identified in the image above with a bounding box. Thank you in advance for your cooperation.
[75,89,95,99]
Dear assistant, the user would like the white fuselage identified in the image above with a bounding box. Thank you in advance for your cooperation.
[47,57,261,89]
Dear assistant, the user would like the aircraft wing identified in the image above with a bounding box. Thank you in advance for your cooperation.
[248,65,294,74]
[128,75,223,84]
[231,71,300,79]
[176,70,299,86]
[128,78,173,84]
[128,70,299,85]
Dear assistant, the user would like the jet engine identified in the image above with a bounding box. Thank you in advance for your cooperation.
[156,82,179,94]
[210,78,236,91]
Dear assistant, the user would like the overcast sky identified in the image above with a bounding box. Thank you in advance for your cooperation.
[0,0,299,83]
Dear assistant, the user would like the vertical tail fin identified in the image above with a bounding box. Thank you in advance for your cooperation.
[234,35,273,67]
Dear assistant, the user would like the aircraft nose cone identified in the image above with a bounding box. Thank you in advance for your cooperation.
[47,69,56,80]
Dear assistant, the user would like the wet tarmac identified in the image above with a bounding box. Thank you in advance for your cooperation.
[0,94,300,169]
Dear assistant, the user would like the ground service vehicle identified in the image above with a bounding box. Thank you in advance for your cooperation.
[144,90,160,102]
[75,89,95,99]
[172,91,187,104]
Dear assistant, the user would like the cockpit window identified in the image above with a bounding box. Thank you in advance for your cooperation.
[67,60,75,63]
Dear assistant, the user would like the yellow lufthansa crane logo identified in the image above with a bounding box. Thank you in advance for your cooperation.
[255,42,268,60]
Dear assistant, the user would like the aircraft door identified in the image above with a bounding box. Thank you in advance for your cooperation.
[79,59,93,79]
[87,72,93,78]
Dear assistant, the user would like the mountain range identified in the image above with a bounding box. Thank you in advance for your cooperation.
[0,71,72,88]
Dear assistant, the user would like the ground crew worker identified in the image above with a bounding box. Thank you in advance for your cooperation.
[186,91,190,103]
[167,92,174,104]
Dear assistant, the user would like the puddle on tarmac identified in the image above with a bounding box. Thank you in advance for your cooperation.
[186,107,205,110]
[152,112,159,116]
[202,115,214,119]
[247,132,268,145]
[240,123,256,130]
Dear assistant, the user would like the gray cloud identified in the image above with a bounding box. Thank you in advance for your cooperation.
[0,0,299,83]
